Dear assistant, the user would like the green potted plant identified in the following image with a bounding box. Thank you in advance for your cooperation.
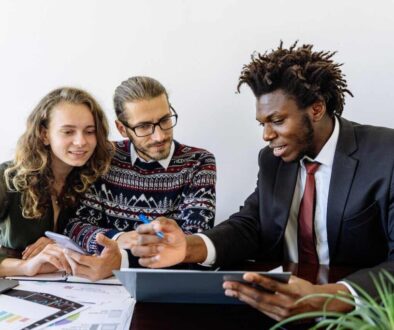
[271,270,394,330]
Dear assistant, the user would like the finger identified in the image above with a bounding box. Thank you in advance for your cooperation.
[96,233,118,251]
[138,255,161,268]
[223,283,288,320]
[41,246,71,273]
[137,233,163,245]
[37,252,63,270]
[244,273,298,296]
[136,223,157,235]
[135,218,177,235]
[63,250,96,279]
[22,244,37,259]
[224,279,296,313]
[131,244,163,257]
[64,252,83,276]
[64,248,91,266]
[152,218,179,233]
[26,245,45,259]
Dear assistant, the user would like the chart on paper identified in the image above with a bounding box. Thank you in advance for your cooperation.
[0,295,58,330]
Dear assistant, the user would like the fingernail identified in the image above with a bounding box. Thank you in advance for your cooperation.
[224,290,235,297]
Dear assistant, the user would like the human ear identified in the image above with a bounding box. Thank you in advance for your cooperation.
[40,127,50,146]
[115,120,129,138]
[310,100,326,122]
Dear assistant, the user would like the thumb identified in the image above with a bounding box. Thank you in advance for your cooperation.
[96,233,116,249]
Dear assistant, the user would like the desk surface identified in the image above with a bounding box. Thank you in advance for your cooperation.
[130,262,357,330]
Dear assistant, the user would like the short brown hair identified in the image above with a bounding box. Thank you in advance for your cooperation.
[113,76,169,121]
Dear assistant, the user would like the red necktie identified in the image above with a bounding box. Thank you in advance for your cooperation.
[298,161,320,265]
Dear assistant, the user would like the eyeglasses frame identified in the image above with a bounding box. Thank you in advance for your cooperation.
[120,105,178,137]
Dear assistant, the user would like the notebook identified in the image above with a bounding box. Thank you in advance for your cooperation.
[0,278,19,293]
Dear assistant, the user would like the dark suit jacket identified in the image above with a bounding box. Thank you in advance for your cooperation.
[205,117,394,295]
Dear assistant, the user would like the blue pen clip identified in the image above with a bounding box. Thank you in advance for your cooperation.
[138,214,165,239]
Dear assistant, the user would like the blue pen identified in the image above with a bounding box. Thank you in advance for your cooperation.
[138,214,164,239]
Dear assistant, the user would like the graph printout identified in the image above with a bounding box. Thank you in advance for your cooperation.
[4,289,85,329]
[0,294,58,330]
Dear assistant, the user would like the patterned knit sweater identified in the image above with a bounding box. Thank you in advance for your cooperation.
[64,140,216,254]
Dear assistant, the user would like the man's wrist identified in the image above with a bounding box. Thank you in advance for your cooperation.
[184,235,208,263]
[315,283,355,312]
[112,232,125,241]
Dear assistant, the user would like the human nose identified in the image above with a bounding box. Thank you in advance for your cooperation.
[73,132,87,146]
[151,124,165,141]
[263,123,276,142]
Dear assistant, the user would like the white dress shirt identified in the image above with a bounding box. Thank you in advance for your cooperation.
[284,116,339,264]
[198,117,358,299]
[199,117,340,265]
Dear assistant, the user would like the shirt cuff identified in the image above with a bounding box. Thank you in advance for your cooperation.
[195,233,217,266]
[120,249,130,269]
[337,280,360,310]
[112,232,124,241]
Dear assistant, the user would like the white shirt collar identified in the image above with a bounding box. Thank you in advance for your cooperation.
[301,116,340,168]
[130,141,175,170]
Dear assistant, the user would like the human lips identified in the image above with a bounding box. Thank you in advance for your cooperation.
[68,150,89,157]
[150,140,170,149]
[270,144,287,157]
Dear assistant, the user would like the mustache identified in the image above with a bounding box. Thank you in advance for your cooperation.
[147,139,171,148]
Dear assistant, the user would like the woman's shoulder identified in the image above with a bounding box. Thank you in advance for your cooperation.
[0,161,14,187]
[0,161,14,219]
[0,161,13,174]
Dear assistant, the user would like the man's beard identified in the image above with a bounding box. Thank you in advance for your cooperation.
[293,114,315,162]
[129,134,172,161]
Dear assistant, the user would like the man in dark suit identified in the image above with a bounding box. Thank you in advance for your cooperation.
[130,42,394,320]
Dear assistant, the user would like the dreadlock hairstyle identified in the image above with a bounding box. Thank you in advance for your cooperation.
[4,87,114,219]
[237,41,353,117]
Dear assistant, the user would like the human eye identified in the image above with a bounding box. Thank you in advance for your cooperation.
[272,118,284,125]
[159,116,172,126]
[85,129,96,135]
[61,130,74,135]
[137,123,153,130]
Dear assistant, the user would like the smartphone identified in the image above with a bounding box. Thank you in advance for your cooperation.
[45,231,88,255]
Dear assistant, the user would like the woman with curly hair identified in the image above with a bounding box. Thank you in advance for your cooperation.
[0,87,113,276]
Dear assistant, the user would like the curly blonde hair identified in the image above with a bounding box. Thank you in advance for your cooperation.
[4,87,114,219]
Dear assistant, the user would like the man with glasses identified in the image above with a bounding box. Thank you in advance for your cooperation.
[61,76,216,280]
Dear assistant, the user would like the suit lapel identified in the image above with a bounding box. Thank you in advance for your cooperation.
[270,160,299,247]
[327,118,358,260]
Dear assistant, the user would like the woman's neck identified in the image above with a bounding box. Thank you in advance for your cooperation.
[51,163,73,195]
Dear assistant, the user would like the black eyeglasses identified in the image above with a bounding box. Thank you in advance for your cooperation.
[121,106,178,137]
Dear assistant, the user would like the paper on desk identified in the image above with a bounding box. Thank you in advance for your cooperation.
[46,298,135,330]
[16,281,129,306]
[8,273,121,285]
[15,281,134,329]
[0,294,58,330]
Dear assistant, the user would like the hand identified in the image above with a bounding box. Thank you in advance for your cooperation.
[223,273,354,321]
[63,233,121,281]
[22,244,71,276]
[116,231,138,249]
[131,217,187,268]
[22,237,54,260]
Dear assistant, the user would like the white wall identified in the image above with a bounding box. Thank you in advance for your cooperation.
[1,0,393,223]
